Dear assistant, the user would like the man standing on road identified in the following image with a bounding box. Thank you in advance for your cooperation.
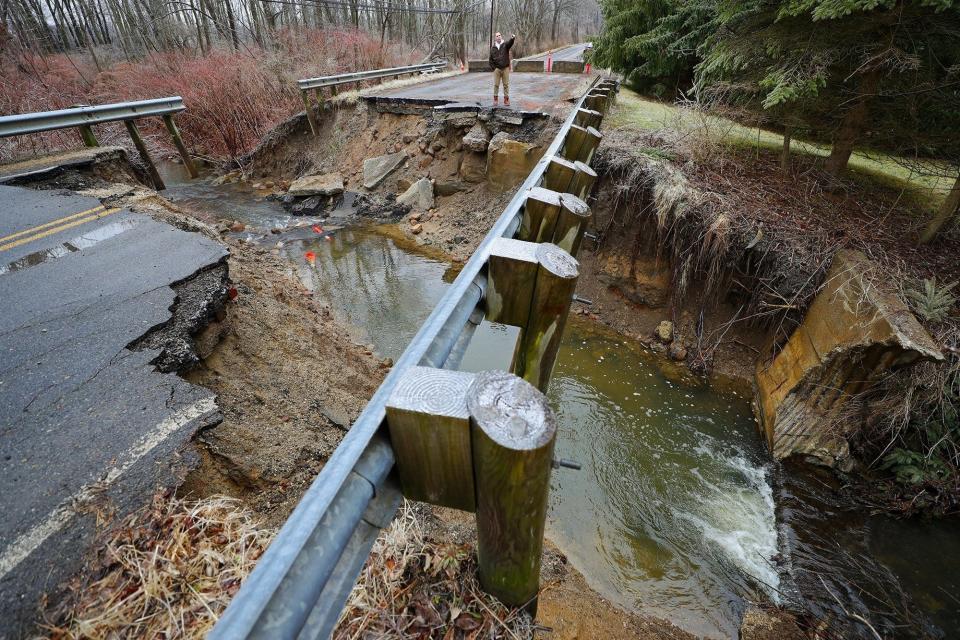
[489,32,515,106]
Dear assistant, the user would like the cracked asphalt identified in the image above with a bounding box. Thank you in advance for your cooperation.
[366,68,592,112]
[0,184,226,637]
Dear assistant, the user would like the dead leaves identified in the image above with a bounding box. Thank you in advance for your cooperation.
[335,503,534,639]
[43,489,274,640]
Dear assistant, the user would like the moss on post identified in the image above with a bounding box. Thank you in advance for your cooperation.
[123,120,165,191]
[513,243,579,392]
[552,194,591,256]
[543,155,577,193]
[78,125,98,148]
[517,187,562,244]
[162,114,198,179]
[468,370,556,613]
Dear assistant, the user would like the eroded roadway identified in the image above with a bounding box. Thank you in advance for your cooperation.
[365,63,593,112]
[0,183,226,636]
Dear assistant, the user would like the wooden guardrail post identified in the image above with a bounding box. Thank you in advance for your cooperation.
[162,114,198,178]
[543,155,577,192]
[513,243,579,391]
[560,125,602,164]
[573,107,602,130]
[569,161,597,200]
[78,124,98,147]
[517,187,562,243]
[301,90,319,137]
[585,92,608,114]
[385,367,558,614]
[467,369,556,613]
[385,366,476,511]
[123,119,165,190]
[552,194,592,256]
[486,237,579,392]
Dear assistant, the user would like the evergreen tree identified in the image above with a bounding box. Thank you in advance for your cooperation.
[697,0,960,175]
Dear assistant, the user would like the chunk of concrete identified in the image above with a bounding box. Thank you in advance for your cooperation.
[459,151,487,183]
[462,123,491,153]
[397,177,434,211]
[486,132,542,190]
[363,153,407,189]
[288,172,344,196]
[513,59,545,72]
[553,60,585,74]
[755,250,943,467]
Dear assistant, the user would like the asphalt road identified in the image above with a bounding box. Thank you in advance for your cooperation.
[522,42,590,62]
[366,71,592,112]
[0,184,226,636]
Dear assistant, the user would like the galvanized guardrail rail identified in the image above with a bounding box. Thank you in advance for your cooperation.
[212,75,619,640]
[0,97,197,190]
[298,61,447,135]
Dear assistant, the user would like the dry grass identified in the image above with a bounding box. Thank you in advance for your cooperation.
[335,503,534,640]
[42,490,274,639]
[39,492,533,640]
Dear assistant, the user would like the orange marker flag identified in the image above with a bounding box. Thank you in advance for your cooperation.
[305,251,316,264]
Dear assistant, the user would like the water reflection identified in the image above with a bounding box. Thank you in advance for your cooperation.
[0,216,142,276]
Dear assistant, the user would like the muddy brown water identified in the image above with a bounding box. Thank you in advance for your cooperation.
[160,163,960,639]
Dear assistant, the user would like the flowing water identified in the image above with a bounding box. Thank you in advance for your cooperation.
[160,164,959,639]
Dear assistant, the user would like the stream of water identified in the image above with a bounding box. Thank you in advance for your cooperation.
[160,164,959,639]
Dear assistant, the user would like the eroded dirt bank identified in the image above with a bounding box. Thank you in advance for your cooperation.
[27,96,708,637]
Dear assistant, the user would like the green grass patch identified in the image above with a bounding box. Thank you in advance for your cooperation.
[608,89,954,214]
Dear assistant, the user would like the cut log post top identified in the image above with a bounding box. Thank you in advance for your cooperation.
[468,369,556,611]
[467,369,557,451]
[573,107,602,130]
[518,186,562,244]
[553,193,592,256]
[385,366,477,512]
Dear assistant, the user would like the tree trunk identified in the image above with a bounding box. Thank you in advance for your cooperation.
[781,126,791,171]
[825,70,880,176]
[920,172,960,244]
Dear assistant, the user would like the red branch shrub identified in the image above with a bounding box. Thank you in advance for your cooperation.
[1,29,420,163]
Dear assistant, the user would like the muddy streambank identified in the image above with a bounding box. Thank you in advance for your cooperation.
[233,95,960,637]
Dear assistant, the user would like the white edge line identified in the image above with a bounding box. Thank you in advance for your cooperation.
[0,396,217,580]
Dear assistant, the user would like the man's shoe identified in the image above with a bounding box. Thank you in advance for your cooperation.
[493,96,499,105]
[504,97,510,106]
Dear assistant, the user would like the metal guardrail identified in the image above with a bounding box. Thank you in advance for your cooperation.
[297,61,447,91]
[211,74,609,640]
[298,61,449,136]
[0,97,195,190]
[0,97,185,138]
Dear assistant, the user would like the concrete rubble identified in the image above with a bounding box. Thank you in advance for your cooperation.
[363,152,407,189]
[755,250,943,467]
[287,172,344,197]
[397,177,434,211]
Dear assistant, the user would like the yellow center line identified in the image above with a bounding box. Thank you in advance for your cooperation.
[0,205,105,245]
[0,208,123,252]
